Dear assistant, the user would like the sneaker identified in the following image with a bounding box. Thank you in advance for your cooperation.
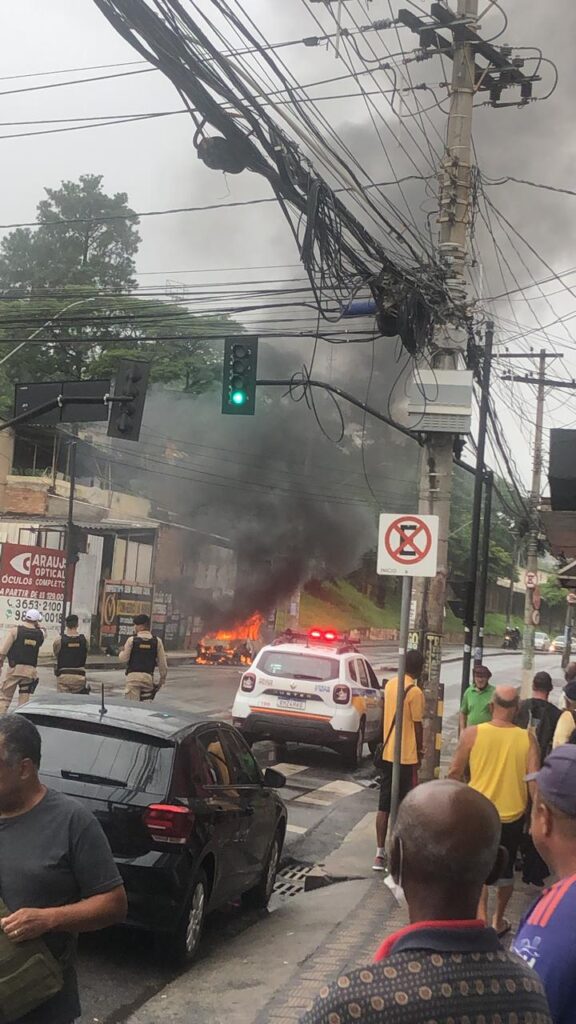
[372,855,386,872]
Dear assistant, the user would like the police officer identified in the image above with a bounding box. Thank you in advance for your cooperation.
[53,614,90,693]
[119,613,168,701]
[0,609,45,712]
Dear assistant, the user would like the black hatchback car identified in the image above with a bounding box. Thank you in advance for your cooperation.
[18,697,287,962]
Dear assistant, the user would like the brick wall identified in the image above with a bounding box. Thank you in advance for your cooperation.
[4,486,48,516]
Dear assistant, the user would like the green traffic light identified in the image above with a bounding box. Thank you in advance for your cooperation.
[231,390,247,406]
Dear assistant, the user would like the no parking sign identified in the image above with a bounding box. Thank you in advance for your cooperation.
[377,513,439,577]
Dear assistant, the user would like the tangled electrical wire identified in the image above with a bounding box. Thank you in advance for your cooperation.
[93,0,450,328]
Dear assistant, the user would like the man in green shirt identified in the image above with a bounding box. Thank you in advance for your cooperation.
[459,665,494,732]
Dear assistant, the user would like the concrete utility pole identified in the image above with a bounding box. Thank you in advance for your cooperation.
[521,349,546,695]
[501,351,570,695]
[415,0,478,781]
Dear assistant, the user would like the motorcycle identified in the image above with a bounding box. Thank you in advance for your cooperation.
[502,627,520,650]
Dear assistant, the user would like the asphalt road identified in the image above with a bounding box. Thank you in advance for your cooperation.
[23,648,568,1023]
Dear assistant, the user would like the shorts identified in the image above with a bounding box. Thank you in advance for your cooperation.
[496,816,525,886]
[378,761,418,813]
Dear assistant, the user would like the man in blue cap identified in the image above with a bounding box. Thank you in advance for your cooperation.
[513,745,576,1023]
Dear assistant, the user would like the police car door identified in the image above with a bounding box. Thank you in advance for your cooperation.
[356,658,382,741]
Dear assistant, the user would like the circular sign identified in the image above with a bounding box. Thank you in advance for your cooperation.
[525,571,538,589]
[567,592,576,605]
[532,609,541,626]
[384,516,433,566]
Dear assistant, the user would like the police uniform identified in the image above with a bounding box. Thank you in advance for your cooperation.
[53,632,89,693]
[0,624,44,712]
[119,631,168,701]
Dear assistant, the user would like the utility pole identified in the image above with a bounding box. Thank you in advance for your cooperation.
[500,351,567,695]
[522,349,546,695]
[413,0,478,781]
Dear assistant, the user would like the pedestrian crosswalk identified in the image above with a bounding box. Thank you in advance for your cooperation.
[265,760,373,839]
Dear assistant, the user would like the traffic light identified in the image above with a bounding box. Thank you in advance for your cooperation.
[221,336,258,415]
[107,359,150,441]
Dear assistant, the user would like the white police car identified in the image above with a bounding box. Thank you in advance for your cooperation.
[231,629,383,767]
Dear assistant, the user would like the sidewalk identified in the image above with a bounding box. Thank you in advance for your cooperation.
[126,808,537,1024]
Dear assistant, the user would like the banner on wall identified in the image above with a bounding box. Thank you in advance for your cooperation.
[0,543,73,644]
[100,581,154,649]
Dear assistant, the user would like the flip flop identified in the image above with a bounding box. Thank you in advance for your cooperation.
[496,919,511,938]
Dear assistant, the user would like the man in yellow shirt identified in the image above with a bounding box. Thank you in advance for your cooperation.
[373,650,424,872]
[449,685,539,936]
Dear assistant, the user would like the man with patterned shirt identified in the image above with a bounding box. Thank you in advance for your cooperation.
[301,780,551,1024]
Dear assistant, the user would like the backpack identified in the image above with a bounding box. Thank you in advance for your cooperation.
[0,896,64,1022]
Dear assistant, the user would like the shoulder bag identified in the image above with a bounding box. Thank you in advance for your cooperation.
[0,896,64,1023]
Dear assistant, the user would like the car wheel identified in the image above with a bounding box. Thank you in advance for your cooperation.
[243,830,282,910]
[164,869,208,966]
[344,720,365,769]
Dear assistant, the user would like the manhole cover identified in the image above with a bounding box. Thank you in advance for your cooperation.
[274,862,314,898]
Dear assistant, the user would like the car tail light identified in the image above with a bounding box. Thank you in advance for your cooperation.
[241,672,256,692]
[333,684,351,705]
[143,804,194,845]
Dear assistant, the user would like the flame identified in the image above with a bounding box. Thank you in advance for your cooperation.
[196,614,263,666]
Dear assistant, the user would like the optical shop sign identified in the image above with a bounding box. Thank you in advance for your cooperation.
[0,543,72,633]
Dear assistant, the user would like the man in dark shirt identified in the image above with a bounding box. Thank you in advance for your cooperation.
[517,672,561,761]
[516,672,561,886]
[0,715,127,1023]
[301,780,551,1024]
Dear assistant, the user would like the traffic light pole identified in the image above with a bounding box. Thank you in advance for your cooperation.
[460,321,494,698]
[61,440,77,637]
[474,469,493,667]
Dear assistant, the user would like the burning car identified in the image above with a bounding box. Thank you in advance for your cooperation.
[195,614,262,666]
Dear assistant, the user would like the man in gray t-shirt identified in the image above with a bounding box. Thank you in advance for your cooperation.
[0,715,127,1023]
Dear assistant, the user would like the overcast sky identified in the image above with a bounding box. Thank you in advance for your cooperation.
[1,0,575,490]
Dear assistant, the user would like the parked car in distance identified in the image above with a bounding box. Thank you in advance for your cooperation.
[17,697,287,963]
[549,634,576,654]
[232,627,383,767]
[534,631,551,651]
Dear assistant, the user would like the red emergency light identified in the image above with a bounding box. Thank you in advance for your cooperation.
[308,628,340,643]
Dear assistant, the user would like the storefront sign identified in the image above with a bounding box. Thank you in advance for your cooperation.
[100,581,154,648]
[0,543,72,644]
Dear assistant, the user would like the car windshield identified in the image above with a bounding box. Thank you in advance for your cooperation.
[26,717,174,796]
[257,650,339,682]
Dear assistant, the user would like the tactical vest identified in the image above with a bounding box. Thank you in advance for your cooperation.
[127,635,158,675]
[56,633,87,676]
[8,625,44,669]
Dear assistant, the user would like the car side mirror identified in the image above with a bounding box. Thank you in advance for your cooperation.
[263,767,286,789]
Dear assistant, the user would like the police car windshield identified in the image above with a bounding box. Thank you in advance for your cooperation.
[257,650,339,682]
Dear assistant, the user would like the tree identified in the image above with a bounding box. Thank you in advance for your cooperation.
[0,175,140,293]
[0,177,239,412]
[541,575,566,609]
[448,468,522,584]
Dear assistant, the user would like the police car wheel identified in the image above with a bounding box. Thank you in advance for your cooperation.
[343,720,365,769]
[164,869,208,965]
